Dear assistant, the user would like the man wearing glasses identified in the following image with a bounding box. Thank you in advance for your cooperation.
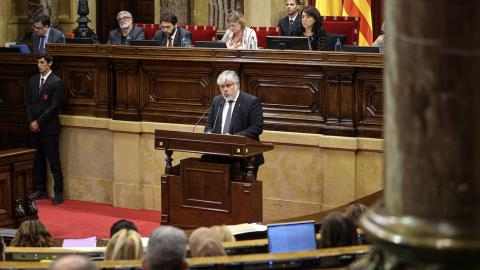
[31,14,64,53]
[153,13,192,47]
[107,11,145,45]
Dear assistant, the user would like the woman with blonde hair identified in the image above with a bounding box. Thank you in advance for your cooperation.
[221,11,257,49]
[210,225,236,242]
[11,220,55,247]
[105,229,143,261]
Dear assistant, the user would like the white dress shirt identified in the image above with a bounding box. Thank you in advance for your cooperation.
[167,27,178,46]
[40,70,52,88]
[221,90,240,134]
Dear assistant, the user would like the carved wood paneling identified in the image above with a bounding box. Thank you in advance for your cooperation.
[0,167,12,226]
[356,72,383,138]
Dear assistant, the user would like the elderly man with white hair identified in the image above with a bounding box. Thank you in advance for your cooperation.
[204,70,265,179]
[107,10,145,45]
[142,226,188,270]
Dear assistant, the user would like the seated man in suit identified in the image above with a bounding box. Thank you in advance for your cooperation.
[278,0,302,36]
[204,70,264,179]
[31,13,64,53]
[152,13,192,47]
[26,52,65,205]
[107,11,145,45]
[142,226,188,270]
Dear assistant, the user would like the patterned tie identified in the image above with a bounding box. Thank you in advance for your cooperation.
[222,101,234,134]
[39,78,44,94]
[289,20,294,30]
[168,38,173,47]
[39,36,45,52]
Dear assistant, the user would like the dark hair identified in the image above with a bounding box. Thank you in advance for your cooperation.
[110,219,138,238]
[0,235,4,258]
[160,13,178,25]
[345,204,368,228]
[317,212,360,249]
[33,13,50,27]
[287,0,301,5]
[299,5,323,32]
[37,52,54,63]
[11,220,56,247]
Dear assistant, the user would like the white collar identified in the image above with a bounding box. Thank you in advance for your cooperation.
[41,70,52,81]
[289,13,298,21]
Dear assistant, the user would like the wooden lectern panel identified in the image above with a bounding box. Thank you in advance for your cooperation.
[181,159,231,212]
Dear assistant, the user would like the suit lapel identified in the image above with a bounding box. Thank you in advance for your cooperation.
[214,101,223,134]
[37,74,53,101]
[228,91,243,134]
[114,30,122,45]
[32,75,40,101]
[32,34,39,53]
[289,16,301,35]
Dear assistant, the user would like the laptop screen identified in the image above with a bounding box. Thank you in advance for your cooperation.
[267,221,316,254]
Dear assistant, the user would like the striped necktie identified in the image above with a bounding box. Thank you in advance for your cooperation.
[39,78,44,94]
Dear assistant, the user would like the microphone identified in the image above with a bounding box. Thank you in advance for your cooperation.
[212,104,223,131]
[193,107,211,132]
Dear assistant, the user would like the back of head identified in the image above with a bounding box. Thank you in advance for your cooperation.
[50,255,97,270]
[189,227,227,257]
[210,226,235,242]
[146,226,187,270]
[110,219,138,238]
[318,212,360,249]
[11,220,55,247]
[105,229,143,261]
[345,204,368,228]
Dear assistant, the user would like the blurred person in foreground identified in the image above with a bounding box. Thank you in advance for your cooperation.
[189,227,227,257]
[105,229,143,261]
[110,219,138,238]
[345,203,368,228]
[210,225,236,242]
[317,212,360,248]
[50,255,97,270]
[11,220,55,247]
[142,226,188,270]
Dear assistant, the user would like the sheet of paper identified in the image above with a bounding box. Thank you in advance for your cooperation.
[227,223,267,235]
[141,237,149,247]
[62,236,97,248]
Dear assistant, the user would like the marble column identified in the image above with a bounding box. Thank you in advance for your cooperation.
[357,0,480,269]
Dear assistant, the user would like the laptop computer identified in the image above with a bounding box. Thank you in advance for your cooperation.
[343,45,380,53]
[267,220,317,254]
[194,41,227,49]
[65,38,95,44]
[130,40,161,46]
[10,45,30,53]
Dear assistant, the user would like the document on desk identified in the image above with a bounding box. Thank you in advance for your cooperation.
[227,223,267,235]
[62,236,97,248]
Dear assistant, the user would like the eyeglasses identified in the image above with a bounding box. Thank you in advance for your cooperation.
[228,23,239,29]
[33,25,46,30]
[117,16,132,23]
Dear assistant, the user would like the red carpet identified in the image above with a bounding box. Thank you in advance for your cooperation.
[36,198,162,239]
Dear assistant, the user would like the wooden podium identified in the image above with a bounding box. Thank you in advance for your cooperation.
[154,130,274,228]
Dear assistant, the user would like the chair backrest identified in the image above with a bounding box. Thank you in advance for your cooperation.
[133,23,162,40]
[250,26,281,49]
[133,24,217,45]
[322,16,360,46]
[65,33,75,39]
[179,25,217,45]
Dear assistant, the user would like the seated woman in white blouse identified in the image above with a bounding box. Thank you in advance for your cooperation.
[221,11,258,49]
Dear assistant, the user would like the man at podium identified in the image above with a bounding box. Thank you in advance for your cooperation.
[204,70,264,179]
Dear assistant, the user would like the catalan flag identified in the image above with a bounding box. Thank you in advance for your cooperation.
[342,0,373,46]
[316,0,343,16]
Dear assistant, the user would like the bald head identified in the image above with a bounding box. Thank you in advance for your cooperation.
[50,255,97,270]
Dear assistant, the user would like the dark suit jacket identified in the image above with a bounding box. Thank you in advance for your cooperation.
[31,27,64,53]
[204,91,265,168]
[107,25,145,45]
[152,26,192,47]
[278,15,302,36]
[26,72,64,135]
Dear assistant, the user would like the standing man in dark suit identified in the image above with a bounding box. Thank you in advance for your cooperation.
[152,13,192,47]
[31,14,64,53]
[26,52,64,205]
[278,0,302,36]
[204,70,264,179]
[107,11,145,45]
